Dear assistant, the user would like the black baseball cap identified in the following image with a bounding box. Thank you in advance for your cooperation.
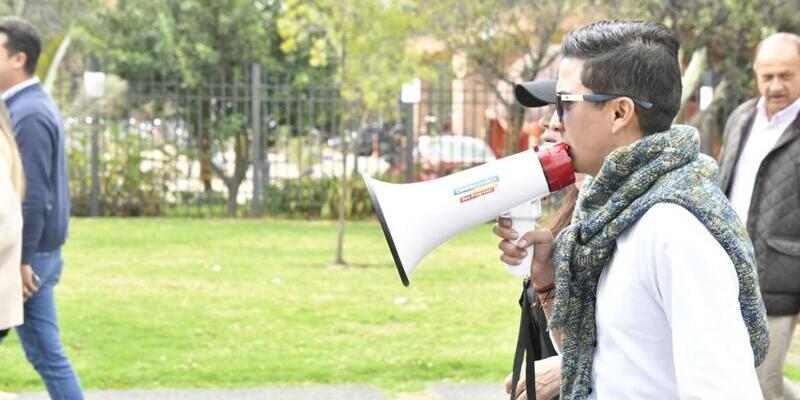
[514,79,557,108]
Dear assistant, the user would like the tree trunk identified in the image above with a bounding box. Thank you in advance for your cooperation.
[200,133,213,192]
[511,105,525,152]
[209,131,250,218]
[13,0,25,16]
[334,127,348,266]
[505,105,523,156]
[334,8,349,267]
[226,183,238,217]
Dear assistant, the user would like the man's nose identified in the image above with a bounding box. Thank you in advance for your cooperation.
[547,111,562,129]
[550,118,564,133]
[767,79,784,94]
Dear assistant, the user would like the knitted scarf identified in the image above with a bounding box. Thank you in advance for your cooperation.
[549,125,769,399]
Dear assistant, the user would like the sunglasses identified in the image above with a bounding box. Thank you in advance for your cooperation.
[555,93,654,121]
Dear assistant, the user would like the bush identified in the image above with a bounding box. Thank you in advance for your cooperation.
[265,173,376,220]
[68,122,181,216]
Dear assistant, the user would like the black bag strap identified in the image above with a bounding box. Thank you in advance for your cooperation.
[510,280,540,400]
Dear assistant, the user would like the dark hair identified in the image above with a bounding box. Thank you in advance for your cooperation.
[0,17,41,75]
[561,20,681,135]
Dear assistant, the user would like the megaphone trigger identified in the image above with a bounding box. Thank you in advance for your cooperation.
[503,200,542,278]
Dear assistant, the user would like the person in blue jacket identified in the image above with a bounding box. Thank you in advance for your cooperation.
[0,16,83,400]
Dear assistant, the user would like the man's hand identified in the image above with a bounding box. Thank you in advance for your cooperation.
[21,264,38,301]
[504,355,562,400]
[493,217,555,288]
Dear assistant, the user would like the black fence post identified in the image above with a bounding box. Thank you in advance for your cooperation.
[90,125,100,216]
[251,63,263,218]
[405,103,414,183]
[263,72,271,214]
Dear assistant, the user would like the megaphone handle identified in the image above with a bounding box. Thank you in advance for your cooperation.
[505,216,536,278]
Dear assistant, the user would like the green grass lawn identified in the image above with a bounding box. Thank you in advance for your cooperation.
[3,218,799,395]
[0,218,523,394]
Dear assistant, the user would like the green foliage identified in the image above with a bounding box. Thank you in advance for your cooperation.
[90,0,335,216]
[284,135,318,175]
[609,0,798,120]
[0,0,89,37]
[95,0,280,87]
[266,177,332,218]
[277,0,424,262]
[212,113,247,141]
[328,174,373,219]
[0,1,12,14]
[68,122,181,217]
[421,0,572,155]
[266,174,374,220]
[426,0,567,83]
[277,0,425,117]
[160,192,231,218]
[768,0,800,33]
[53,0,800,223]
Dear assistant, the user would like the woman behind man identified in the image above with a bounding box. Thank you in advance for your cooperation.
[499,106,585,400]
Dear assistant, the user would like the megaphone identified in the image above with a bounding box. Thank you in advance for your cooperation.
[364,142,575,286]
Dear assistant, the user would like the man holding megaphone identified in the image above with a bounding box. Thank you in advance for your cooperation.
[365,19,770,400]
[497,20,768,399]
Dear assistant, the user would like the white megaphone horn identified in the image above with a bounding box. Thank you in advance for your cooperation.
[364,142,575,286]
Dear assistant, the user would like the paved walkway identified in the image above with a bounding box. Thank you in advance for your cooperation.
[16,383,509,400]
[18,382,800,399]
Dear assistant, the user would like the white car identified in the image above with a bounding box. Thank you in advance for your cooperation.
[415,135,497,180]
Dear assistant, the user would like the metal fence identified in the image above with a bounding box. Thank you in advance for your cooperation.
[54,64,540,218]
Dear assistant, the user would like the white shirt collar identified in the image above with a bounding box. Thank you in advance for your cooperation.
[756,95,800,124]
[1,77,40,101]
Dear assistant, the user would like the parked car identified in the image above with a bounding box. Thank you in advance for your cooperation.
[414,134,496,180]
[356,124,405,159]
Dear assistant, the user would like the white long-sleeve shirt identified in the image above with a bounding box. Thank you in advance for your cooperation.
[588,203,762,399]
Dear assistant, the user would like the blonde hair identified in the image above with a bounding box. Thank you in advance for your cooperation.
[0,102,24,199]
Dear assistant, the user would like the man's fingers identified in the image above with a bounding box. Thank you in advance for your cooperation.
[21,265,38,302]
[526,229,554,246]
[23,278,37,295]
[515,378,527,398]
[504,372,513,394]
[22,280,37,301]
[499,240,527,259]
[505,365,526,396]
[513,232,531,248]
[493,223,518,240]
[500,254,523,265]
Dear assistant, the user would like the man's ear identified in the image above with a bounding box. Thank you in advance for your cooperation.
[610,97,638,134]
[10,52,26,71]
